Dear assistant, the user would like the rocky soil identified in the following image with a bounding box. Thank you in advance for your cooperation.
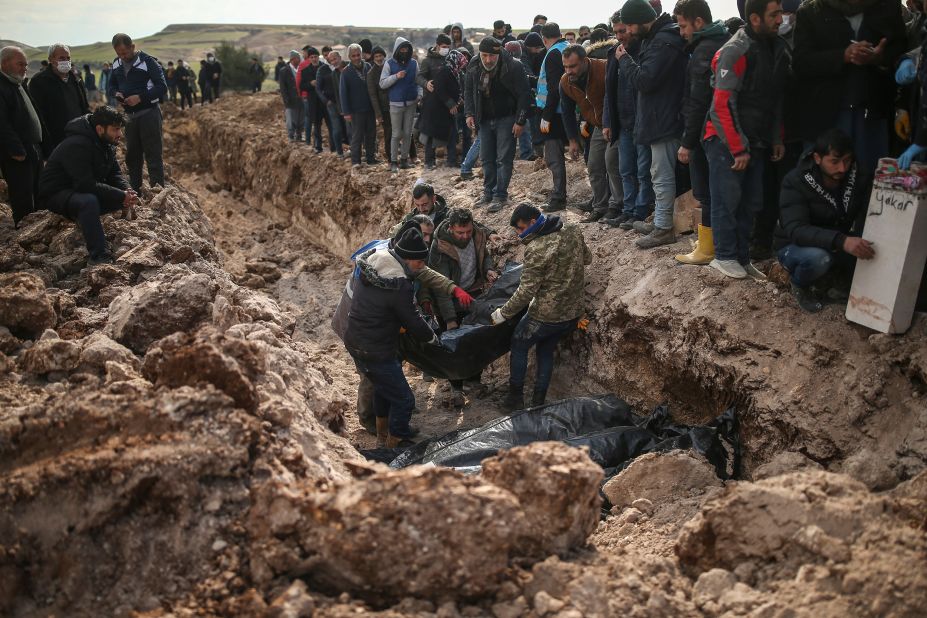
[0,92,924,617]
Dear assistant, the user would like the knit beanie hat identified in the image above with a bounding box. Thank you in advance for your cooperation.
[524,32,544,48]
[493,20,506,29]
[359,39,372,54]
[504,41,522,57]
[393,228,430,260]
[371,45,386,57]
[620,0,658,25]
[289,50,301,59]
[437,33,452,46]
[478,37,503,54]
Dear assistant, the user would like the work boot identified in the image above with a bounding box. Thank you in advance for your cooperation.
[503,385,524,411]
[635,227,676,249]
[530,390,547,407]
[675,224,714,265]
[710,259,747,279]
[475,194,493,208]
[603,207,621,221]
[791,282,823,313]
[605,213,631,227]
[576,199,594,213]
[543,198,567,212]
[390,161,399,173]
[581,210,607,223]
[618,216,641,230]
[743,262,767,281]
[459,170,474,180]
[631,220,655,235]
[375,416,389,448]
[488,198,507,213]
[400,159,412,170]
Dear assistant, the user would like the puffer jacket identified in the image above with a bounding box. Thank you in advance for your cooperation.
[428,218,495,322]
[680,21,729,150]
[343,248,436,361]
[499,215,592,323]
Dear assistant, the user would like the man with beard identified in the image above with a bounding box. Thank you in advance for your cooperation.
[775,129,873,313]
[340,44,377,166]
[366,46,393,161]
[703,0,788,280]
[450,23,474,55]
[37,107,138,265]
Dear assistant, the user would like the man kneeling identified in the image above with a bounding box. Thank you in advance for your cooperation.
[38,106,138,265]
[491,203,592,409]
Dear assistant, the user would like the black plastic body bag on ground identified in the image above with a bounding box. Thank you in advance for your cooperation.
[397,262,526,381]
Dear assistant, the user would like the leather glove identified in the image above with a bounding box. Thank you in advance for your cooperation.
[896,58,917,86]
[490,308,505,325]
[540,119,550,134]
[898,143,926,169]
[452,287,473,308]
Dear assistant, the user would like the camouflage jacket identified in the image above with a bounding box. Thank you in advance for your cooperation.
[500,216,591,322]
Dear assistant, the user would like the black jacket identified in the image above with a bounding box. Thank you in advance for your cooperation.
[419,65,460,141]
[279,64,301,109]
[463,50,531,128]
[343,249,435,362]
[274,60,287,81]
[38,115,129,208]
[681,23,729,150]
[28,68,89,157]
[792,0,906,140]
[774,152,872,250]
[416,47,445,89]
[0,76,47,159]
[618,13,688,146]
[316,63,336,107]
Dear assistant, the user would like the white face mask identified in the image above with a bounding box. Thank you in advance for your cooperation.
[56,60,72,73]
[438,47,450,56]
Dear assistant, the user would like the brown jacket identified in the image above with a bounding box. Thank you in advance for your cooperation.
[559,58,607,128]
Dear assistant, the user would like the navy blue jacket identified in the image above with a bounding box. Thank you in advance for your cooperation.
[617,14,687,146]
[339,62,374,115]
[604,40,642,139]
[106,51,168,113]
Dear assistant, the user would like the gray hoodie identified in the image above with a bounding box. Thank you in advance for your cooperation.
[450,23,474,54]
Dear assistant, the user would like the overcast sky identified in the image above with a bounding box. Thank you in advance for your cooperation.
[3,1,743,48]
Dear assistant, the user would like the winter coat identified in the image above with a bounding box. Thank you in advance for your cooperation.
[428,219,495,323]
[343,248,435,362]
[37,114,128,208]
[704,26,788,154]
[498,216,592,323]
[28,67,90,156]
[774,152,872,250]
[279,63,301,109]
[536,41,568,140]
[175,66,193,90]
[419,64,460,142]
[106,50,168,113]
[416,47,446,89]
[206,60,222,86]
[587,39,616,60]
[681,22,729,150]
[792,0,906,139]
[274,59,287,81]
[249,62,266,82]
[559,58,608,134]
[617,13,688,146]
[367,62,390,118]
[463,50,531,128]
[340,62,374,115]
[604,38,642,137]
[380,38,419,105]
[450,23,474,54]
[316,63,337,108]
[0,75,47,159]
[331,65,345,114]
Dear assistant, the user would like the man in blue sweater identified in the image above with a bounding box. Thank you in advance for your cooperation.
[107,33,168,192]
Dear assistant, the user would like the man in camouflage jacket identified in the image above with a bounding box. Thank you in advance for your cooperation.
[491,203,592,409]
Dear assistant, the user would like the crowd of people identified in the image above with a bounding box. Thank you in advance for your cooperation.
[1,1,925,444]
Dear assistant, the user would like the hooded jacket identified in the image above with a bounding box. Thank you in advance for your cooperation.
[37,115,128,208]
[28,67,90,156]
[617,13,688,146]
[463,50,531,128]
[106,50,168,114]
[343,248,436,362]
[380,38,419,105]
[450,23,475,54]
[427,219,495,322]
[499,216,592,323]
[774,151,872,251]
[680,21,729,150]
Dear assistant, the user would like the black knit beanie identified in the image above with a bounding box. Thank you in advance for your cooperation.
[359,39,372,54]
[478,37,502,55]
[393,229,430,260]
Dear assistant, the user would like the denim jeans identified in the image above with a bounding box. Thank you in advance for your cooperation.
[618,128,654,219]
[285,106,304,141]
[518,115,534,159]
[389,104,416,163]
[352,356,416,438]
[326,104,344,155]
[461,135,481,173]
[777,245,835,288]
[509,315,579,399]
[704,137,765,264]
[650,138,680,230]
[688,142,711,227]
[478,115,517,200]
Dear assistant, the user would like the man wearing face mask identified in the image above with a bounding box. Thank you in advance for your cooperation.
[29,43,89,156]
[0,46,47,226]
[206,52,222,99]
[38,106,138,265]
[379,37,421,172]
[107,33,168,192]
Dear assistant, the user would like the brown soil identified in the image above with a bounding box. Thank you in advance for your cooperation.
[0,92,924,617]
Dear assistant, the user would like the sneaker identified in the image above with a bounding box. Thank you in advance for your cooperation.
[543,198,567,212]
[791,283,824,313]
[581,210,607,223]
[618,216,641,231]
[459,170,474,180]
[488,198,507,213]
[352,163,361,169]
[710,259,748,279]
[576,199,594,213]
[743,262,767,281]
[475,194,493,207]
[632,220,655,235]
[635,227,676,249]
[390,162,399,173]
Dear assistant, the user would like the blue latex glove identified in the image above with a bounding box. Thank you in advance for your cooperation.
[898,143,927,169]
[896,58,917,86]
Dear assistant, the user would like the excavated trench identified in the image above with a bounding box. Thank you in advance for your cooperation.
[164,94,927,482]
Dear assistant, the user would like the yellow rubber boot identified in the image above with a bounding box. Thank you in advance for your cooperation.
[675,224,715,265]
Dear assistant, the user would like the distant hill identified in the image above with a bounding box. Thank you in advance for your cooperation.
[22,23,491,69]
[1,39,40,54]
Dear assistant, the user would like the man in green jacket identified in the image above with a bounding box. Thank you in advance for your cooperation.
[492,203,592,409]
